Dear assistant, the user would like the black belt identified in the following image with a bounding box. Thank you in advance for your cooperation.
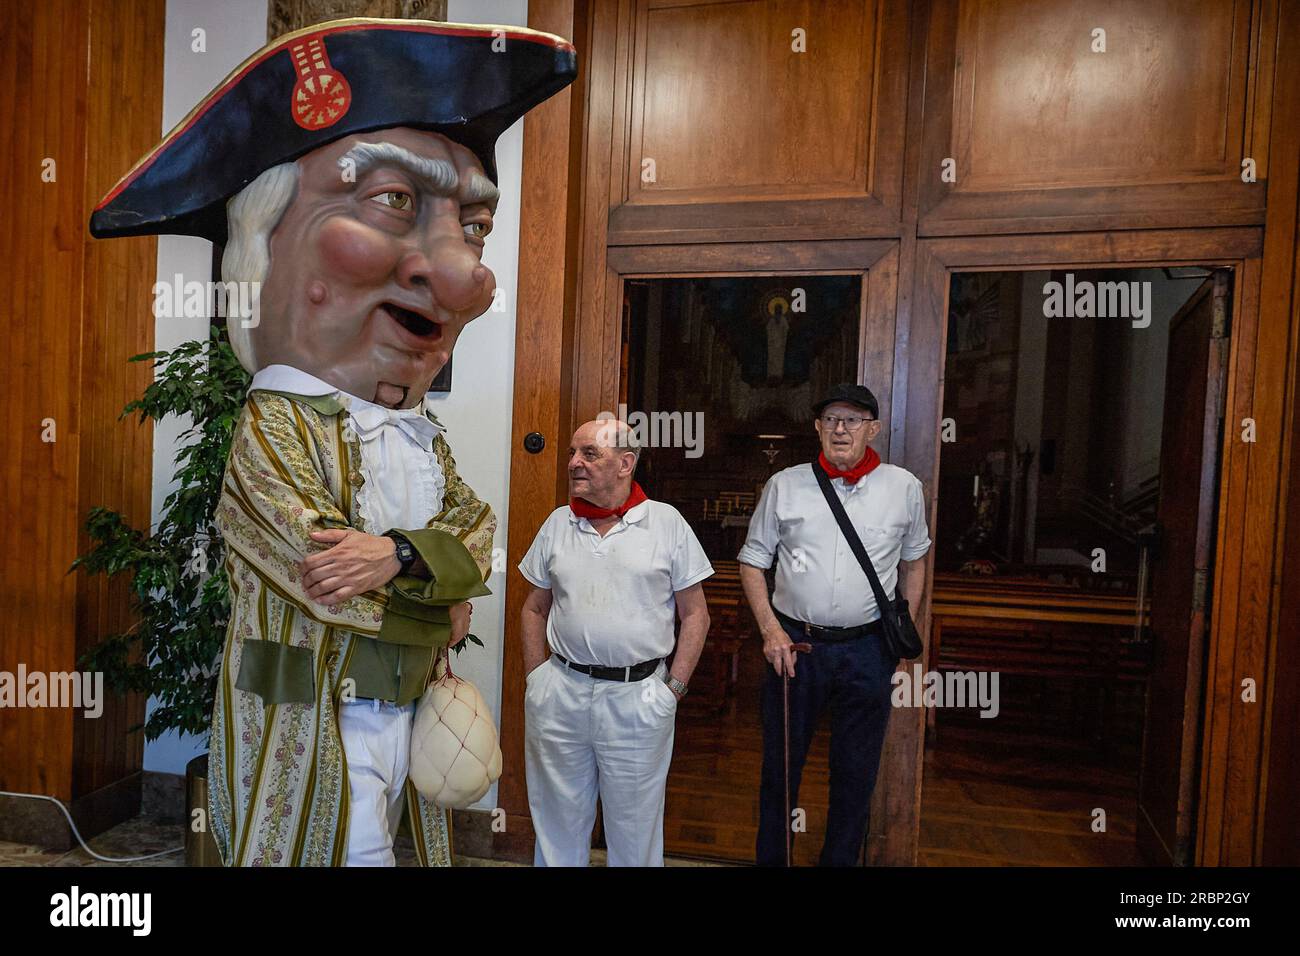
[552,653,662,682]
[773,608,883,642]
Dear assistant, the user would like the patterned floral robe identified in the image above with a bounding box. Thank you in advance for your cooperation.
[209,389,496,866]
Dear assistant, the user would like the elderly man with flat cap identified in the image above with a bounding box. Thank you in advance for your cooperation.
[738,383,931,865]
[91,19,576,866]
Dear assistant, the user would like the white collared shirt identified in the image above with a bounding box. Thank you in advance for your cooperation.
[737,462,931,628]
[247,365,445,533]
[518,499,714,667]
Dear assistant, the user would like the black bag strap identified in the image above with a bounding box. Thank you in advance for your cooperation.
[812,459,894,615]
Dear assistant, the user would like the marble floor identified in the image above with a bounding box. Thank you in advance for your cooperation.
[0,813,726,867]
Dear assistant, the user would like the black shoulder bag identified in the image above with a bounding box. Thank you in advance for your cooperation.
[812,460,924,660]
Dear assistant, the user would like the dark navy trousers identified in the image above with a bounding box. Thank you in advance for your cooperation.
[756,618,897,866]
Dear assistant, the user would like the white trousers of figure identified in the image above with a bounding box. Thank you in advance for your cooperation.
[339,698,416,867]
[525,657,677,867]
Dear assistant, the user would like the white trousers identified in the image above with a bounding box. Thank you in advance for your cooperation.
[524,657,677,867]
[339,698,416,867]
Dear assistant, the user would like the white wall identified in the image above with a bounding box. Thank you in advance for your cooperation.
[144,0,529,811]
[426,0,529,810]
[144,0,270,775]
[1114,269,1205,498]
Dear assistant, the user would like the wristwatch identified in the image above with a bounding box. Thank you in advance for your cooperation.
[383,530,417,575]
[665,674,689,698]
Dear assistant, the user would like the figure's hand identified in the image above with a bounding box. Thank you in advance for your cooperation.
[448,601,472,650]
[761,624,798,678]
[301,529,401,605]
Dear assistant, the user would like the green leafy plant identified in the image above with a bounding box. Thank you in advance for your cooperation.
[74,326,249,741]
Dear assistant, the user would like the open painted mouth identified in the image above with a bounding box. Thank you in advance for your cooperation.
[381,302,441,340]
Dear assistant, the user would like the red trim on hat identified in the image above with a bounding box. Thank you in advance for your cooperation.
[94,20,576,211]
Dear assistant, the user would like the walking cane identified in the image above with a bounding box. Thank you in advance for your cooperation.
[783,641,813,867]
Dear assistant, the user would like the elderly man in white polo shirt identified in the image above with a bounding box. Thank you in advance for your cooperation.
[519,418,713,866]
[739,383,931,866]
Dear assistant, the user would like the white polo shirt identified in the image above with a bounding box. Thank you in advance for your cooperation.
[519,499,714,667]
[737,462,931,628]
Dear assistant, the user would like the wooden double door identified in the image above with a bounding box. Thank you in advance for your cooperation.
[492,0,1296,865]
[494,227,1261,866]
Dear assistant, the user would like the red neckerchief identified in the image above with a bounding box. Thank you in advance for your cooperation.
[818,448,881,485]
[570,481,648,520]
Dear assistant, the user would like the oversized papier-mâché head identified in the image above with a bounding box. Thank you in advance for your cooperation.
[91,19,577,408]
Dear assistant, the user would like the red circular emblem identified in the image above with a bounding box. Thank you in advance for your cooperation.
[289,36,352,130]
[292,70,352,130]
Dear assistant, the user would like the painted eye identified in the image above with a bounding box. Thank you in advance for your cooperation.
[463,221,491,239]
[372,191,412,211]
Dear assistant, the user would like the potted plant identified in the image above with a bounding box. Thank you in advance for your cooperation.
[74,325,249,866]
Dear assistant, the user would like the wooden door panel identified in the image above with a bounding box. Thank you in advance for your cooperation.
[905,231,1260,867]
[918,0,1272,235]
[607,0,911,244]
[1137,275,1227,865]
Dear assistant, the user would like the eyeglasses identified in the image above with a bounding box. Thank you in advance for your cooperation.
[820,414,873,432]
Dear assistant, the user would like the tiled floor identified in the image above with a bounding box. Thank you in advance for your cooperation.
[0,814,188,867]
[0,814,725,867]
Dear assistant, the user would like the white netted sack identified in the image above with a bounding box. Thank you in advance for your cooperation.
[409,653,503,809]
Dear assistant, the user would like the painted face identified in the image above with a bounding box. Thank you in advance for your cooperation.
[567,421,636,508]
[815,401,882,468]
[252,127,498,408]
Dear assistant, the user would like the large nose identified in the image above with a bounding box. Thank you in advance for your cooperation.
[395,232,494,314]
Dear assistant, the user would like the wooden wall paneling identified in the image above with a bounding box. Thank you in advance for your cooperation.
[1196,253,1263,864]
[0,0,91,811]
[917,0,1271,236]
[606,0,911,245]
[605,237,896,273]
[864,0,930,867]
[882,239,946,865]
[905,228,1269,867]
[568,0,632,429]
[1259,0,1300,868]
[71,0,164,814]
[861,243,900,461]
[496,0,585,860]
[0,0,170,845]
[1201,0,1300,864]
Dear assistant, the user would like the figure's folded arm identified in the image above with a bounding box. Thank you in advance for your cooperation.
[218,392,387,636]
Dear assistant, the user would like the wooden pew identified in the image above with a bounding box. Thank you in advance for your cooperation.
[928,572,1152,745]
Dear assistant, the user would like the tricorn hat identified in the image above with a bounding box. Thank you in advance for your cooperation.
[90,18,577,243]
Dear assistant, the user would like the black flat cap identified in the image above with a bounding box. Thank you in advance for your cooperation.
[90,18,577,243]
[813,382,879,419]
